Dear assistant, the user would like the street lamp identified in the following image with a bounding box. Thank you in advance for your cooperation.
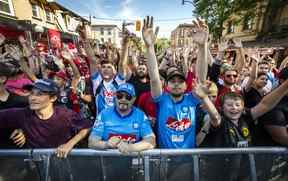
[182,0,193,5]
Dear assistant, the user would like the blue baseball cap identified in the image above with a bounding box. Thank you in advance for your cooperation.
[24,79,59,95]
[116,83,136,97]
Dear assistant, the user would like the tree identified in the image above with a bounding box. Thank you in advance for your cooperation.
[155,38,170,54]
[192,0,268,40]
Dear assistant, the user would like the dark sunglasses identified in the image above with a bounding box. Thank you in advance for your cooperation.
[225,74,238,78]
[116,92,133,101]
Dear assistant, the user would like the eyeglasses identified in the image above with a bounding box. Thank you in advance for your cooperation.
[116,92,133,101]
[225,74,238,78]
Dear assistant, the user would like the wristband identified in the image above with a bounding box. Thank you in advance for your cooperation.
[201,129,209,134]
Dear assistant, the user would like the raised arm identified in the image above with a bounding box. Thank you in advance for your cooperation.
[118,24,131,80]
[78,24,101,74]
[193,81,221,127]
[279,55,288,71]
[244,51,259,91]
[233,39,245,73]
[61,48,81,92]
[191,18,209,83]
[6,45,37,81]
[251,79,288,119]
[142,16,162,98]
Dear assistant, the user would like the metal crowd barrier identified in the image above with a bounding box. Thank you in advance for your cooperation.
[0,147,287,181]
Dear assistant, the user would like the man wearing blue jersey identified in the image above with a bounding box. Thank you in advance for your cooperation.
[88,82,155,180]
[142,16,219,181]
[80,24,131,114]
[88,83,155,152]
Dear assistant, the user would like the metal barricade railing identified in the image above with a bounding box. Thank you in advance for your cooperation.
[0,147,287,181]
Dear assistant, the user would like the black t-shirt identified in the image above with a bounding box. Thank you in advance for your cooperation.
[0,92,28,148]
[128,75,150,103]
[202,109,253,148]
[243,87,263,108]
[256,96,288,146]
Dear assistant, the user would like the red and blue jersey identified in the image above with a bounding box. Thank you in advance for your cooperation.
[91,72,125,114]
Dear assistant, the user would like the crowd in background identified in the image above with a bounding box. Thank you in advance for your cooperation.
[0,16,288,181]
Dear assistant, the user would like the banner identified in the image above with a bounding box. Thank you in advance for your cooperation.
[48,29,61,49]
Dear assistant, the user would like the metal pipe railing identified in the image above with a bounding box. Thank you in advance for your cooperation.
[0,147,287,181]
[0,147,287,156]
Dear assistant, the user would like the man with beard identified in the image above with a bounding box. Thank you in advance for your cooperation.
[215,68,241,109]
[143,16,219,181]
[88,83,155,180]
[128,63,150,104]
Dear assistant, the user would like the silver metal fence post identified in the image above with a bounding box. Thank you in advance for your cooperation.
[100,156,107,181]
[193,155,199,181]
[144,156,150,181]
[249,154,257,181]
[43,155,50,181]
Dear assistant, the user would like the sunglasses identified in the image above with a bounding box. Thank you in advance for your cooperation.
[225,74,238,78]
[116,92,133,101]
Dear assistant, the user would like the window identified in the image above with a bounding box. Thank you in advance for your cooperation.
[108,28,112,35]
[227,21,235,34]
[32,4,40,18]
[243,16,253,30]
[0,0,15,16]
[100,28,104,35]
[101,38,104,43]
[45,9,53,22]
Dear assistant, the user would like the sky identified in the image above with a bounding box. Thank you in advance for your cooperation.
[56,0,195,38]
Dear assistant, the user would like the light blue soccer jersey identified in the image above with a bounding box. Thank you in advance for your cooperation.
[90,106,154,143]
[91,72,125,114]
[154,92,200,148]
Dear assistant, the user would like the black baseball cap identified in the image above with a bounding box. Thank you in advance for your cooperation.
[166,67,186,81]
[0,62,13,77]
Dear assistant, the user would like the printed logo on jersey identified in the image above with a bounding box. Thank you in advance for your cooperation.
[108,133,137,143]
[166,117,191,131]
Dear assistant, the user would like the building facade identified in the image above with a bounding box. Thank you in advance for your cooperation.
[170,23,194,49]
[0,0,91,45]
[222,1,288,47]
[91,24,121,48]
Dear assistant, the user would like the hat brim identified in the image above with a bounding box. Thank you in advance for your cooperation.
[23,84,58,94]
[166,73,186,81]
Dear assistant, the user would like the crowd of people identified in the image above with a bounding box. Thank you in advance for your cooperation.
[0,16,288,180]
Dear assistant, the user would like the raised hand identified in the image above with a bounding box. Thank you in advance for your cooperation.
[61,48,74,61]
[77,24,90,40]
[18,35,27,45]
[142,16,159,48]
[0,33,5,46]
[6,45,23,61]
[190,18,209,46]
[233,38,243,49]
[193,81,209,99]
[218,38,229,52]
[247,48,260,62]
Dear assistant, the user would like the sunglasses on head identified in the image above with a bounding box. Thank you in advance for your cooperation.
[116,92,133,101]
[225,74,238,78]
